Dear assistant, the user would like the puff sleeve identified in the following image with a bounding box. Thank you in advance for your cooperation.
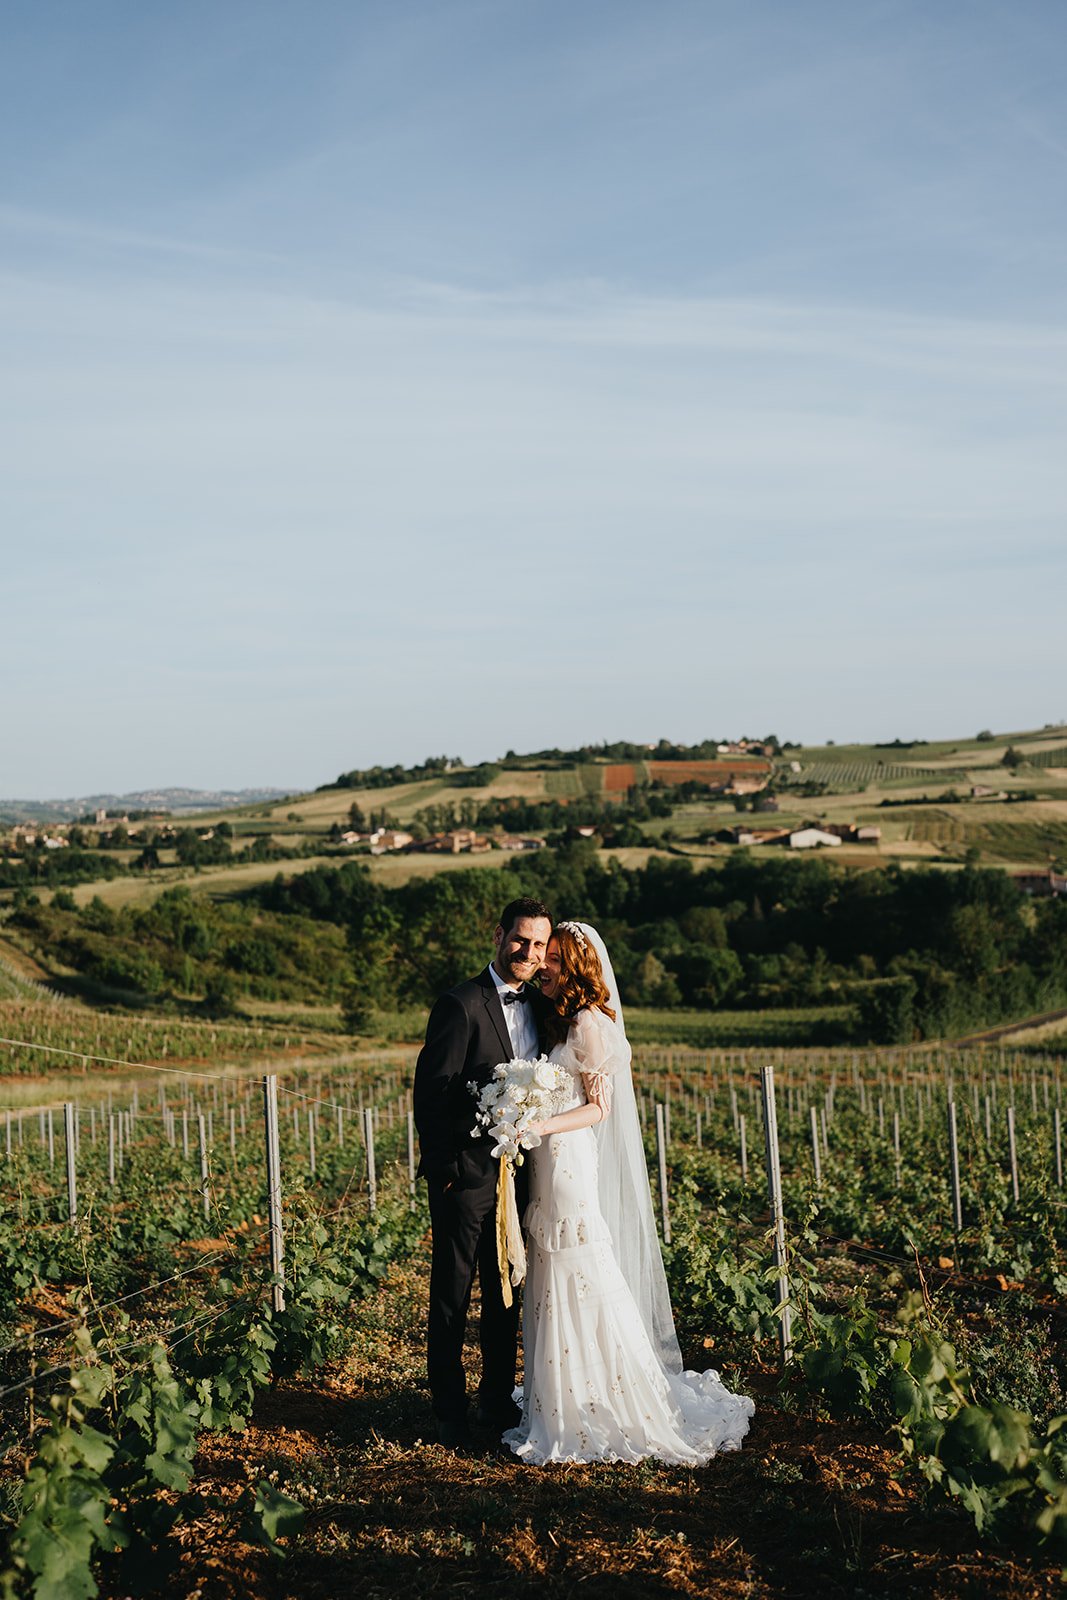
[556,1007,630,1119]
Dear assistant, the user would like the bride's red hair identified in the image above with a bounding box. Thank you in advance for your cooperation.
[544,924,616,1049]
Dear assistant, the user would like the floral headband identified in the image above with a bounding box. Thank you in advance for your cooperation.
[556,920,588,951]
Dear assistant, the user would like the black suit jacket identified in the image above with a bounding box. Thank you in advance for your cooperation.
[413,968,547,1184]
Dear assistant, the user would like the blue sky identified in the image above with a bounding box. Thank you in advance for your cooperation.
[3,1,1065,794]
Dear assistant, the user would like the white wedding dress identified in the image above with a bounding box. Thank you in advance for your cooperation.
[504,1006,755,1466]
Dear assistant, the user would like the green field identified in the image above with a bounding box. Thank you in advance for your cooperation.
[624,1004,852,1047]
[543,768,583,798]
[786,725,1067,766]
[903,806,1067,863]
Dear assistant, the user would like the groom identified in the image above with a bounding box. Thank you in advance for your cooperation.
[413,896,552,1448]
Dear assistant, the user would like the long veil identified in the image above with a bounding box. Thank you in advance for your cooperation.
[579,923,683,1375]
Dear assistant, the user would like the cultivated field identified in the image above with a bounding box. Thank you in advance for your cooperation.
[1,981,1064,1597]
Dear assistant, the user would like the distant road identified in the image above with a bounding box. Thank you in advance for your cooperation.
[955,1008,1067,1046]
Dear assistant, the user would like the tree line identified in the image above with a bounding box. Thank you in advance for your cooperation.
[9,848,1065,1042]
[259,848,1067,1042]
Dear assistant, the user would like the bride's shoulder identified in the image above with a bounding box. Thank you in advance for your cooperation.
[573,1003,614,1026]
[568,1005,623,1050]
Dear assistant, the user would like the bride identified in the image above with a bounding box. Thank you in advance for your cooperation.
[503,920,755,1466]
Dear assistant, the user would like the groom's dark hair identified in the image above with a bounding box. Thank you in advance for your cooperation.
[498,896,552,933]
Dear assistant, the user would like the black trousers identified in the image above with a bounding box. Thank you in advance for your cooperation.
[426,1149,526,1422]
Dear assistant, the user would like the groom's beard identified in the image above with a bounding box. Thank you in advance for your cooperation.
[497,957,538,986]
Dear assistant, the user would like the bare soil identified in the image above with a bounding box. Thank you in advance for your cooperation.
[120,1237,1064,1600]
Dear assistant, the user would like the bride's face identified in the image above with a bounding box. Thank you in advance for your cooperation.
[539,937,562,998]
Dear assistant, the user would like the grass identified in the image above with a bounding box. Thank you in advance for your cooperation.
[787,724,1067,767]
[625,1005,853,1048]
[61,854,343,909]
[906,810,1067,864]
[47,847,518,910]
[599,846,673,870]
[544,768,582,798]
[228,1001,855,1053]
[239,999,431,1044]
[253,768,577,830]
[356,852,505,887]
[663,779,1067,872]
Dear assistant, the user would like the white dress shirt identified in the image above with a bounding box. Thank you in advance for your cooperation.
[488,962,540,1060]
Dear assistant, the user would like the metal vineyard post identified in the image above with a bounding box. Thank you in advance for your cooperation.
[406,1110,416,1212]
[1007,1106,1020,1204]
[262,1075,285,1313]
[809,1105,822,1188]
[760,1066,792,1366]
[64,1103,77,1224]
[655,1103,670,1244]
[198,1112,210,1222]
[947,1100,963,1238]
[364,1107,377,1213]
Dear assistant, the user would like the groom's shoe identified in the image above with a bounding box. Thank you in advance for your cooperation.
[475,1398,522,1431]
[436,1418,471,1450]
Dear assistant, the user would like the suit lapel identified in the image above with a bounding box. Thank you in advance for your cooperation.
[479,968,514,1063]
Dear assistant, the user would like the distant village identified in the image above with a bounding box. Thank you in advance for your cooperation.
[4,808,178,852]
[3,751,1065,900]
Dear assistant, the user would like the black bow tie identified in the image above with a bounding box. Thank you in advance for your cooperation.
[501,989,529,1006]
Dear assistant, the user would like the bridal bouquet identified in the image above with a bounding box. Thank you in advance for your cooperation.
[469,1056,570,1306]
[469,1055,570,1163]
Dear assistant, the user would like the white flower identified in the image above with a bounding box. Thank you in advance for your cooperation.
[469,1054,570,1161]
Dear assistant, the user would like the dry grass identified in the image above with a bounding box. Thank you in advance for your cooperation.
[600,847,673,871]
[258,769,559,830]
[64,856,341,909]
[0,935,51,981]
[359,852,504,886]
[262,782,443,824]
[958,1011,1067,1048]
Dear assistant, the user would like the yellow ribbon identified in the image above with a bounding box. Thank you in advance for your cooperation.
[495,1155,527,1308]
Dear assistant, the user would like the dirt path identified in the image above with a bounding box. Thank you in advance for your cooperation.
[143,1232,1062,1600]
[955,1008,1067,1046]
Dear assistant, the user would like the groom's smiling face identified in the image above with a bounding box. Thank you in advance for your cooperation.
[493,915,552,988]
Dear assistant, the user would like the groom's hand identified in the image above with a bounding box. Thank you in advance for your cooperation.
[428,1161,459,1193]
